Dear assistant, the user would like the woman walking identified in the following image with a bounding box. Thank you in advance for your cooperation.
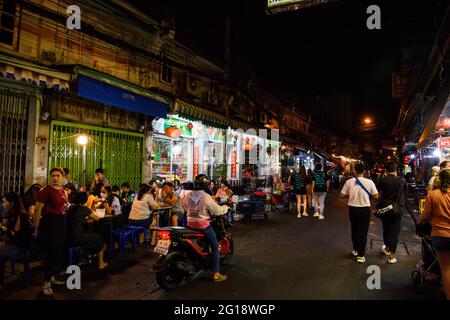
[290,166,308,218]
[35,167,68,297]
[420,169,450,299]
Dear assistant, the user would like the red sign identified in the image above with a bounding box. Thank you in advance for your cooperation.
[438,137,450,149]
[392,72,408,99]
[193,146,199,177]
[437,116,450,130]
[231,151,237,179]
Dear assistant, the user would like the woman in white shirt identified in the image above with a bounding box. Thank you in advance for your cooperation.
[129,183,160,244]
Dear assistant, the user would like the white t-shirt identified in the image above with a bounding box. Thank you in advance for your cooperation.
[129,193,157,220]
[341,177,378,207]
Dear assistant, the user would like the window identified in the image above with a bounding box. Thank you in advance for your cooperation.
[0,0,16,46]
[161,59,173,84]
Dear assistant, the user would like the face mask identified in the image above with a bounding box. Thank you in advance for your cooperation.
[101,192,107,199]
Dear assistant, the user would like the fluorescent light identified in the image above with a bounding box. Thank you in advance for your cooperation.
[433,149,441,157]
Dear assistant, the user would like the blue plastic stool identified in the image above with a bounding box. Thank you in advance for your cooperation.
[112,229,132,258]
[10,251,31,285]
[67,246,82,266]
[67,246,94,270]
[126,225,148,254]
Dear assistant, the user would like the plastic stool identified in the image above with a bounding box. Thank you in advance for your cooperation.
[67,246,94,270]
[67,246,81,266]
[112,229,132,258]
[126,225,148,254]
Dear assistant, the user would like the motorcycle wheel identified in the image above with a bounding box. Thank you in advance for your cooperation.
[220,236,234,266]
[155,251,186,290]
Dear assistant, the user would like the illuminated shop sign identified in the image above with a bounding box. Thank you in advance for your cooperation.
[267,0,337,14]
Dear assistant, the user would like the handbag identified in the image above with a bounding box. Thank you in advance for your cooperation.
[374,200,399,219]
[374,178,403,219]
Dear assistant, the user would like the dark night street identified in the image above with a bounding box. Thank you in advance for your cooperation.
[1,0,449,306]
[1,191,442,300]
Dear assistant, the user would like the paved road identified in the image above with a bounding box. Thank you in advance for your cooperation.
[2,190,443,300]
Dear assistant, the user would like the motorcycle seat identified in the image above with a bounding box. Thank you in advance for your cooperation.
[170,226,206,236]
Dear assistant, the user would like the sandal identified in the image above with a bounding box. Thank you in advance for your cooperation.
[42,283,54,296]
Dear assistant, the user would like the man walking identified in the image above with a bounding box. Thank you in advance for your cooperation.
[341,163,379,263]
[311,163,331,220]
[377,162,406,264]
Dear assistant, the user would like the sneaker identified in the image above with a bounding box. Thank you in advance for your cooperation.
[42,283,54,296]
[388,257,397,264]
[51,276,65,286]
[319,215,325,220]
[296,213,302,219]
[213,273,227,283]
[302,212,309,217]
[351,250,358,257]
[356,256,366,263]
[382,245,390,256]
[313,212,320,217]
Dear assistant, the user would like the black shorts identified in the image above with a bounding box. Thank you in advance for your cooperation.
[432,236,450,252]
[295,188,307,195]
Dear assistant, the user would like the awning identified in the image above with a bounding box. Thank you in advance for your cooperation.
[0,52,70,90]
[173,99,229,129]
[77,75,168,118]
[417,85,450,149]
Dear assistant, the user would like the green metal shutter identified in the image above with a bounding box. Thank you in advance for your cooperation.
[0,89,29,195]
[49,121,144,191]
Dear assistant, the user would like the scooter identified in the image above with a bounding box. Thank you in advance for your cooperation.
[152,215,234,290]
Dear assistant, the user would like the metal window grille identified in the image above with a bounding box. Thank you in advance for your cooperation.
[0,88,29,195]
[49,121,144,191]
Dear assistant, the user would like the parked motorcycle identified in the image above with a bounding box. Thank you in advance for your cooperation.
[152,215,234,290]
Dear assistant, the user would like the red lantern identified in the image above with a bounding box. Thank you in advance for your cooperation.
[186,123,193,130]
[165,126,181,139]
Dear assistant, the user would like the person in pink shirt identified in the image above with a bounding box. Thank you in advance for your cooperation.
[183,174,228,282]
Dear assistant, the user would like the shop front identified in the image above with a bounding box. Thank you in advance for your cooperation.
[151,116,197,182]
[44,66,170,190]
[151,115,228,183]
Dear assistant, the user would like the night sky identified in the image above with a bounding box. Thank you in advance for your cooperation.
[135,0,441,138]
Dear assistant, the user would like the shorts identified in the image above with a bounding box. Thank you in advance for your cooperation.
[128,218,152,228]
[295,188,307,195]
[432,236,450,252]
[171,210,184,221]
